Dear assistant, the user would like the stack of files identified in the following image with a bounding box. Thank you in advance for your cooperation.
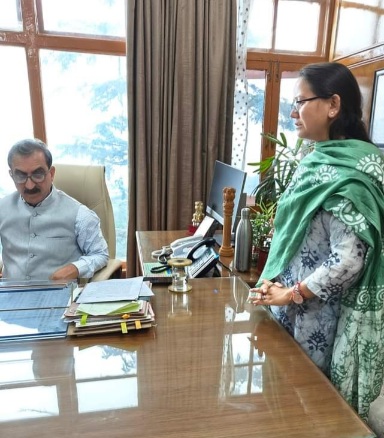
[63,277,155,336]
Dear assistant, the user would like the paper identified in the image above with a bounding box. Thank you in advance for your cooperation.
[76,301,141,316]
[139,281,154,298]
[76,278,145,304]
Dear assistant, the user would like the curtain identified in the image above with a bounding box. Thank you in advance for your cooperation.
[231,0,254,170]
[126,0,237,277]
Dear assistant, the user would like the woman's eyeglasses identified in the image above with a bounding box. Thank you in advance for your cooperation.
[10,169,50,184]
[291,96,322,112]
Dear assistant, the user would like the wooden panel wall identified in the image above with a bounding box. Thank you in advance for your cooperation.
[330,1,384,132]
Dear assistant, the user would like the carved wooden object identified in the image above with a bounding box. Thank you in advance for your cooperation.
[219,187,235,257]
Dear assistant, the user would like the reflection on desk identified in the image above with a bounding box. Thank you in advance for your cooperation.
[0,277,373,438]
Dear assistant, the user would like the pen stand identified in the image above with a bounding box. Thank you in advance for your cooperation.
[167,258,192,292]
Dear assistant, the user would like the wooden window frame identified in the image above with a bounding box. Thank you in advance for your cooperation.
[0,0,126,143]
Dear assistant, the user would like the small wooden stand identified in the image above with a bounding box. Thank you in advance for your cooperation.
[219,187,235,257]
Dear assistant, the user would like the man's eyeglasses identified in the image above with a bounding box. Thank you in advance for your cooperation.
[291,96,323,112]
[10,169,50,184]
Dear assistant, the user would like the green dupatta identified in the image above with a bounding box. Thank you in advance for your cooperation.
[259,139,384,420]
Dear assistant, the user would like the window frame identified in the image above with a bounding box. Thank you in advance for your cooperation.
[0,0,126,143]
[246,0,337,162]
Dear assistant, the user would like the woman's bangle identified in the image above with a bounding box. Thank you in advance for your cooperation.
[291,282,305,304]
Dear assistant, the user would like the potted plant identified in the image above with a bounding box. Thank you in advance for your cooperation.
[248,132,308,272]
[249,201,276,272]
[249,132,305,206]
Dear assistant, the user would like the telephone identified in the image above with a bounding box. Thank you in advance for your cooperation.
[170,235,206,256]
[170,237,219,278]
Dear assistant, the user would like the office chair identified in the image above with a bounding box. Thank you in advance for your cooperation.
[54,163,123,282]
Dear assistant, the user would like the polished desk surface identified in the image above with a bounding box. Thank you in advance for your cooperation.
[0,277,373,437]
[136,230,260,285]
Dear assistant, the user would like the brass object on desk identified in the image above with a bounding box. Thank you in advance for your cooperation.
[192,200,205,227]
[167,257,193,292]
[219,186,235,257]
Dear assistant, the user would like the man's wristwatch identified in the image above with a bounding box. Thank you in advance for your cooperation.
[291,282,304,304]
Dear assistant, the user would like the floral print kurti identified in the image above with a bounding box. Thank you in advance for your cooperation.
[270,209,367,375]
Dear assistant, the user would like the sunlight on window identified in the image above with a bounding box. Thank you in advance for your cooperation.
[278,72,299,147]
[40,50,128,259]
[243,72,266,194]
[247,0,321,53]
[276,1,320,52]
[41,0,126,36]
[247,0,273,49]
[0,46,34,197]
[334,4,377,58]
[0,0,22,30]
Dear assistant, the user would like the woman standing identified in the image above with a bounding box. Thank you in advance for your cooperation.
[249,62,384,420]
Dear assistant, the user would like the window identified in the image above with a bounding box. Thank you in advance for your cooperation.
[247,0,330,56]
[242,0,335,194]
[333,0,384,59]
[0,0,127,259]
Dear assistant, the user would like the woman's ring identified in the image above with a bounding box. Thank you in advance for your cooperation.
[267,281,273,288]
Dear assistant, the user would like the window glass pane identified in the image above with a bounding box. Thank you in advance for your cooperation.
[379,14,384,42]
[243,70,266,194]
[334,3,378,58]
[276,1,320,52]
[0,0,22,30]
[247,0,273,49]
[40,50,128,259]
[0,46,34,197]
[277,71,313,163]
[277,71,299,147]
[40,0,125,37]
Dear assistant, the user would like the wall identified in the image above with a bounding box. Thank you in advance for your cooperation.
[330,1,384,130]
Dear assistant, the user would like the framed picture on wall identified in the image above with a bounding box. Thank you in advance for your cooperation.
[369,69,384,149]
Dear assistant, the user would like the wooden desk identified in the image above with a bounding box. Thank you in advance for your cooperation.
[136,230,260,285]
[0,277,373,437]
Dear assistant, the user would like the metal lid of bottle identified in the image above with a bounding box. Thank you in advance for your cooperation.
[240,207,250,219]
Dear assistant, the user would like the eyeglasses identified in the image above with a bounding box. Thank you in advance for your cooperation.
[10,169,50,184]
[291,96,322,112]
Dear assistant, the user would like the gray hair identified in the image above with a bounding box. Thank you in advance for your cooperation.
[8,138,53,168]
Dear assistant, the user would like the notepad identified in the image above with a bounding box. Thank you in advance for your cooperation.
[142,263,173,283]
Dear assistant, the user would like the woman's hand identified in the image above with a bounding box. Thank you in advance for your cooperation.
[248,278,292,306]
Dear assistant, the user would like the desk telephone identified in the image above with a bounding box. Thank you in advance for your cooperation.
[170,236,219,278]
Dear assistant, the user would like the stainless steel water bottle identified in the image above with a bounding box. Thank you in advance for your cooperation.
[234,207,252,272]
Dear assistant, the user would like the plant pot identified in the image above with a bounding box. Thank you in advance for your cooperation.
[256,248,269,274]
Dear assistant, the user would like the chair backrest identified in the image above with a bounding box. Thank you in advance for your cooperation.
[53,164,117,258]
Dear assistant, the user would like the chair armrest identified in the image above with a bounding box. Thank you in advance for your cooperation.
[90,259,123,282]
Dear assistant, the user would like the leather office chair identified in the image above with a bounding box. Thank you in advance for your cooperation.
[54,163,123,282]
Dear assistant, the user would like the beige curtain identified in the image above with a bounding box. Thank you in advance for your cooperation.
[126,0,237,277]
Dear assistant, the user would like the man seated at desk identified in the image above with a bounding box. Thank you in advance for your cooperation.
[0,138,108,281]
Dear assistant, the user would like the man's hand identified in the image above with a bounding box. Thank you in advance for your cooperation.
[50,264,79,281]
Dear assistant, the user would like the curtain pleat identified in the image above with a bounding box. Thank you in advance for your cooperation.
[126,0,237,277]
